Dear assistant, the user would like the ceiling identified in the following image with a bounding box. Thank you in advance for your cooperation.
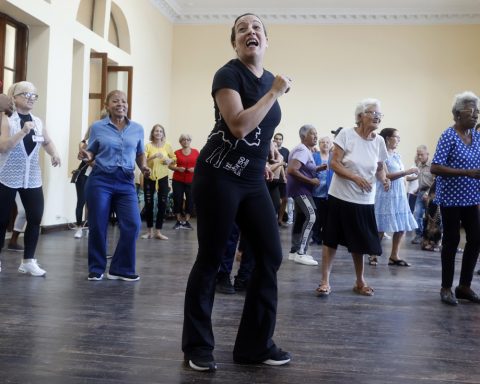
[151,0,480,24]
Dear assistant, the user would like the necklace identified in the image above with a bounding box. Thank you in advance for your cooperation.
[456,128,471,138]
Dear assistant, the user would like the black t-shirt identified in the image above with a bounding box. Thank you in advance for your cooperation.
[18,113,35,155]
[196,59,281,182]
[278,146,290,183]
[278,147,289,163]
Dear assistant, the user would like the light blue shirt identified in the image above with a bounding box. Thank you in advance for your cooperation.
[312,151,329,198]
[87,117,145,173]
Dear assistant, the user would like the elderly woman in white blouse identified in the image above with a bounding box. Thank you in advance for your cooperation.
[316,98,389,297]
[0,81,60,276]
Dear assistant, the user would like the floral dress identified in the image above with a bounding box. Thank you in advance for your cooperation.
[374,152,418,232]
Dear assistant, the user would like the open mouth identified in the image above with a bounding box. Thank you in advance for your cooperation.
[246,39,258,47]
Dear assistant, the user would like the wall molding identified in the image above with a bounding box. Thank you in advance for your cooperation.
[150,0,480,25]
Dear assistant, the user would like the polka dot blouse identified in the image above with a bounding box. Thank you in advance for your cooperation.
[432,126,480,207]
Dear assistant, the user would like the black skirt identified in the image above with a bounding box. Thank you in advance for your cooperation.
[323,195,382,255]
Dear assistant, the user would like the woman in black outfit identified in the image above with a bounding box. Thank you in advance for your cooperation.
[73,160,89,238]
[182,13,292,372]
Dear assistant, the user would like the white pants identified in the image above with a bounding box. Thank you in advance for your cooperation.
[14,193,26,232]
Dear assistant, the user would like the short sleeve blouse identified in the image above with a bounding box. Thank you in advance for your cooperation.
[432,127,480,207]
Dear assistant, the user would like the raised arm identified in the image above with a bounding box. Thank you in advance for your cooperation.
[0,113,33,153]
[215,75,290,139]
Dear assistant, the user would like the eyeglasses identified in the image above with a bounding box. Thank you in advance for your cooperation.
[364,111,384,119]
[459,108,479,116]
[15,92,39,101]
[180,138,191,141]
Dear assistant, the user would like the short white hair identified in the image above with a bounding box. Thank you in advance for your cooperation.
[452,91,479,114]
[8,81,36,98]
[179,133,192,142]
[355,98,381,123]
[299,124,316,140]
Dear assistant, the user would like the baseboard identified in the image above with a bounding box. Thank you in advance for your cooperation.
[41,223,72,234]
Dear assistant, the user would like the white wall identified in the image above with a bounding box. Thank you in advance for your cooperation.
[171,23,480,164]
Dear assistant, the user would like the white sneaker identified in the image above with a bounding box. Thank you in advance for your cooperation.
[74,228,83,239]
[288,252,297,260]
[294,254,318,266]
[18,259,46,276]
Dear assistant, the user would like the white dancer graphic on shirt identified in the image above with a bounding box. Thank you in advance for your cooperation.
[205,125,261,176]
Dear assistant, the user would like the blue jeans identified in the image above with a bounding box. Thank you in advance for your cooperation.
[413,194,426,236]
[86,168,140,275]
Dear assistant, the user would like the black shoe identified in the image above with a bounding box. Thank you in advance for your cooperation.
[87,272,104,281]
[173,221,183,230]
[185,357,217,372]
[440,288,458,306]
[234,347,291,366]
[233,277,248,292]
[106,272,140,281]
[216,275,235,294]
[182,221,194,230]
[262,348,291,366]
[455,286,480,303]
[477,269,480,275]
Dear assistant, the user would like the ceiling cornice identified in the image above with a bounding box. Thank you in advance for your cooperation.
[150,0,480,25]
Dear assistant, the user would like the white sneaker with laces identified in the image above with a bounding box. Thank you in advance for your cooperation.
[294,253,318,266]
[18,259,46,276]
[74,228,83,239]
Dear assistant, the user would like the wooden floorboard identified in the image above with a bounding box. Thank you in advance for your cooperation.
[0,220,479,383]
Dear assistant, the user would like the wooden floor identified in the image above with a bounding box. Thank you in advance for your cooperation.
[0,220,479,384]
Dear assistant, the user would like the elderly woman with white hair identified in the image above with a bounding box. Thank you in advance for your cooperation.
[431,91,480,306]
[0,81,61,276]
[316,98,389,297]
[287,124,326,266]
[169,133,199,230]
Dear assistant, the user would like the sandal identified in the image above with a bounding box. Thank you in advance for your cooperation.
[368,255,378,266]
[353,284,374,296]
[388,258,411,267]
[141,232,153,239]
[315,284,331,297]
[155,232,169,240]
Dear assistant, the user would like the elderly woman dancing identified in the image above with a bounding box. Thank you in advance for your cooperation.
[431,91,480,306]
[316,98,389,297]
[0,81,61,276]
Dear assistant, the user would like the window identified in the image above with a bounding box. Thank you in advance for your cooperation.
[0,13,28,93]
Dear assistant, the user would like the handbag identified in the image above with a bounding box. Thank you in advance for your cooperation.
[70,162,88,183]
